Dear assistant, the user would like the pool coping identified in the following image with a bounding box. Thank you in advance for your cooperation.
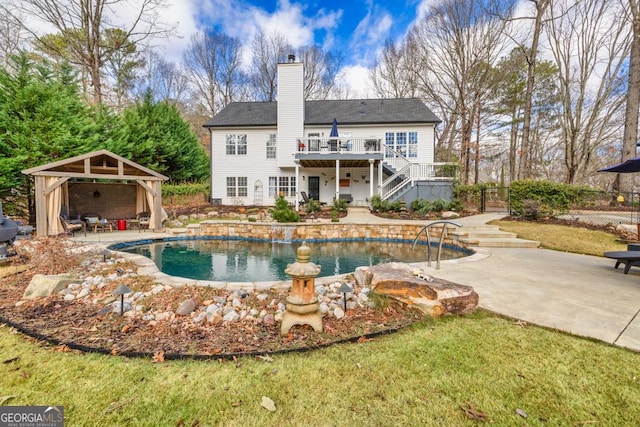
[106,236,487,291]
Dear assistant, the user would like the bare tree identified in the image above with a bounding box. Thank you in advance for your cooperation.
[249,30,292,101]
[297,45,342,100]
[183,29,245,117]
[0,7,27,68]
[518,0,551,180]
[138,51,189,106]
[370,39,419,99]
[547,0,630,183]
[409,0,513,183]
[618,0,640,192]
[9,0,176,105]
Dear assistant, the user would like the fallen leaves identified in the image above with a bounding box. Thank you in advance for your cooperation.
[152,350,165,363]
[104,397,136,414]
[460,402,487,421]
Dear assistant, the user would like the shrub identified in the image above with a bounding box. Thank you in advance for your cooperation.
[270,196,300,223]
[305,199,322,214]
[411,199,433,215]
[162,182,209,197]
[447,198,464,212]
[509,180,598,217]
[431,199,448,212]
[521,199,553,220]
[332,198,348,214]
[370,195,401,212]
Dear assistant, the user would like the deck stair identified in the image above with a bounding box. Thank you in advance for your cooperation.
[453,225,540,248]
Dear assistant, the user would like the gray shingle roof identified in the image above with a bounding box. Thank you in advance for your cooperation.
[203,98,441,128]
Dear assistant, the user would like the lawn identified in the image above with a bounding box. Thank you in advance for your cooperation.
[491,219,627,256]
[2,220,639,425]
[1,311,639,426]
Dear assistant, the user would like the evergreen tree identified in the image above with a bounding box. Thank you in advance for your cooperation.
[0,52,98,213]
[110,91,209,182]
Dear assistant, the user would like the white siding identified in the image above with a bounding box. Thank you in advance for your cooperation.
[211,127,295,205]
[276,62,304,168]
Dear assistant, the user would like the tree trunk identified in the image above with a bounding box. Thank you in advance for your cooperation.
[520,0,550,179]
[619,0,640,193]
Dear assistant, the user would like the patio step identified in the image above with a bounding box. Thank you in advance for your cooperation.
[455,225,540,248]
[459,237,540,248]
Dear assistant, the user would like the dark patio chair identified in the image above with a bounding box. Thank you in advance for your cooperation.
[299,191,310,206]
[60,216,86,236]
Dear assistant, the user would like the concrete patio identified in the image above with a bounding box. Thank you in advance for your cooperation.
[69,208,640,352]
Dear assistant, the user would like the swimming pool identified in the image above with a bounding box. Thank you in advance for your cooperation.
[115,238,472,282]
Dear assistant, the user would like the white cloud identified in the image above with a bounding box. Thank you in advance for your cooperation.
[337,64,374,98]
[349,2,394,65]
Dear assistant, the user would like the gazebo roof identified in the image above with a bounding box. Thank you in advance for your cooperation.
[22,149,168,181]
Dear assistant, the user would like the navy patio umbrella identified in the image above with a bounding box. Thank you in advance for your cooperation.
[330,118,339,138]
[598,156,640,173]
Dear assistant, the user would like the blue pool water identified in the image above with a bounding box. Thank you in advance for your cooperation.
[116,238,471,282]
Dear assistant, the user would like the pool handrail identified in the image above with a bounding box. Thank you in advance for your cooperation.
[411,220,462,270]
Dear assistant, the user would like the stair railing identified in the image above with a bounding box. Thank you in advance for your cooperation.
[411,220,462,270]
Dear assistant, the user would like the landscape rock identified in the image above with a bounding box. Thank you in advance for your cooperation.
[441,211,460,219]
[223,310,240,322]
[23,274,78,300]
[355,262,478,317]
[176,298,197,316]
[207,312,223,325]
[262,313,275,325]
[155,311,173,321]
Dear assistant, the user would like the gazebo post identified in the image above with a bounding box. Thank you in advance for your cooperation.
[34,176,47,237]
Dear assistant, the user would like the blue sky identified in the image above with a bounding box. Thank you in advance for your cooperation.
[158,0,429,96]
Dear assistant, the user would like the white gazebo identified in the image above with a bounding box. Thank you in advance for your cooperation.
[22,149,168,236]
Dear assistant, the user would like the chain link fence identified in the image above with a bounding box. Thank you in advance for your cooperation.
[557,191,640,227]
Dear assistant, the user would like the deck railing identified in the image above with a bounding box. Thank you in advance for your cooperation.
[296,137,382,154]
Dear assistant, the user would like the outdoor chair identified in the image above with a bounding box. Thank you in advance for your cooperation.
[60,216,86,236]
[299,191,310,206]
[135,212,150,232]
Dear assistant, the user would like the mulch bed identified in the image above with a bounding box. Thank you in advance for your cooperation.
[0,238,421,360]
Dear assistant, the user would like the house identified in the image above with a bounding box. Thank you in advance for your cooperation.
[203,55,453,208]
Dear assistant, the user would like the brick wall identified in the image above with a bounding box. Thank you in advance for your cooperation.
[68,182,137,220]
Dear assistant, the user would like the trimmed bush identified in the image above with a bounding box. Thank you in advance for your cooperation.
[509,180,599,216]
[270,196,300,223]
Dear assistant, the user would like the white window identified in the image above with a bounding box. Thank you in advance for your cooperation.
[266,134,276,159]
[408,132,418,158]
[268,177,278,197]
[226,177,247,197]
[226,134,247,155]
[270,176,296,197]
[385,132,418,158]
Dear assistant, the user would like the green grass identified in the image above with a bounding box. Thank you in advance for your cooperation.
[2,311,639,426]
[491,220,627,256]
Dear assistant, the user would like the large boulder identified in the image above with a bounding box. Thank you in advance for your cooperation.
[354,263,478,317]
[23,274,78,300]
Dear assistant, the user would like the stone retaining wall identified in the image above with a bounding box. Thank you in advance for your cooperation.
[194,221,460,245]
